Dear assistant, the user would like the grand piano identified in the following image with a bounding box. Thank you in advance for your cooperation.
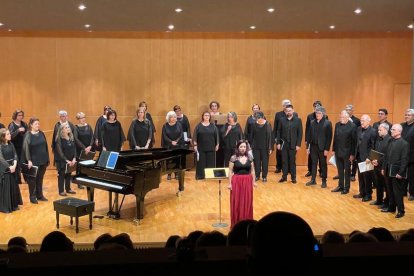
[72,148,195,220]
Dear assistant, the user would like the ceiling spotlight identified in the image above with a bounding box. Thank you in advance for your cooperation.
[314,30,319,34]
[175,8,183,13]
[78,4,87,11]
[408,24,414,29]
[0,22,3,26]
[168,24,175,30]
[354,8,362,14]
[267,8,275,13]
[8,29,12,32]
[84,24,91,28]
[250,25,256,30]
[329,25,335,29]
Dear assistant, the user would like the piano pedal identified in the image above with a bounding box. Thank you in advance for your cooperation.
[176,191,183,197]
[133,218,141,225]
[107,211,121,220]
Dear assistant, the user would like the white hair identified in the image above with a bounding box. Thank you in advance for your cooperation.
[340,110,350,118]
[406,109,414,115]
[379,123,389,131]
[165,111,177,122]
[281,99,291,107]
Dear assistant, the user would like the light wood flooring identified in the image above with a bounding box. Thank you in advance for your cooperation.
[1,166,413,246]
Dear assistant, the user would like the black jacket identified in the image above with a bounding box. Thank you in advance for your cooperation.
[333,121,356,159]
[307,118,332,151]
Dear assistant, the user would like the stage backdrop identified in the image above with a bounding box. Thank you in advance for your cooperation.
[0,33,412,167]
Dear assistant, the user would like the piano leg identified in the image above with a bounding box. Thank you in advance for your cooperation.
[178,170,185,192]
[136,195,144,219]
[87,187,95,202]
[107,192,121,219]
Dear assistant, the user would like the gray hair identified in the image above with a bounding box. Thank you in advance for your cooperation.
[227,111,238,122]
[58,110,68,116]
[76,112,85,120]
[406,109,414,115]
[165,111,177,122]
[392,124,403,132]
[340,110,350,118]
[345,104,354,111]
[361,114,371,122]
[379,123,390,132]
[281,99,291,107]
[315,106,326,114]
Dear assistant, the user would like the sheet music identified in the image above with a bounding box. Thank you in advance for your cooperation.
[358,161,374,173]
[328,155,337,167]
[183,132,188,142]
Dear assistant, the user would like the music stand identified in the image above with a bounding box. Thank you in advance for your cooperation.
[205,168,229,228]
[211,114,227,125]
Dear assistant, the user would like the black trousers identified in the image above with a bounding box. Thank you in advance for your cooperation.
[351,159,358,177]
[253,148,269,178]
[26,164,47,200]
[281,143,297,180]
[224,148,236,168]
[357,160,373,198]
[336,156,351,191]
[196,150,215,179]
[276,149,282,170]
[390,177,406,213]
[310,145,327,181]
[407,163,414,196]
[373,168,385,203]
[57,169,72,193]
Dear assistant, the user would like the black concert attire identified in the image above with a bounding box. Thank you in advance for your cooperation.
[349,115,361,178]
[193,123,219,180]
[305,112,329,174]
[251,121,273,180]
[277,116,303,181]
[51,121,75,153]
[127,119,153,149]
[8,120,29,183]
[212,113,225,168]
[146,112,156,148]
[355,125,377,200]
[372,134,391,206]
[245,115,257,146]
[74,124,94,155]
[382,137,410,215]
[222,123,244,167]
[401,121,414,198]
[332,121,356,192]
[94,115,107,151]
[307,117,332,183]
[176,114,191,149]
[101,121,126,152]
[55,136,77,194]
[0,143,22,213]
[373,120,392,134]
[273,111,298,172]
[21,131,49,203]
[161,123,184,149]
[0,123,4,129]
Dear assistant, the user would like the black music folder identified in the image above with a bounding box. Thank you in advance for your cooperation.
[369,149,384,161]
[79,149,95,161]
[389,164,407,178]
[21,163,38,177]
[65,163,77,174]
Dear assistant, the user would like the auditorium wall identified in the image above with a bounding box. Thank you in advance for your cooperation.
[0,33,412,166]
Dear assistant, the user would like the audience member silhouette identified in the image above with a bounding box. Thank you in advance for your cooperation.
[227,219,257,246]
[39,231,74,252]
[93,233,112,250]
[347,231,378,243]
[367,227,395,242]
[165,235,181,248]
[398,232,414,242]
[321,230,345,244]
[196,231,227,247]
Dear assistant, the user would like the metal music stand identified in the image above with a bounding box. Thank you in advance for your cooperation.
[205,168,229,228]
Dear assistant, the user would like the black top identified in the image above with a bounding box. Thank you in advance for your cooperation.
[146,112,156,147]
[355,126,377,161]
[222,123,244,150]
[252,121,273,150]
[8,121,29,150]
[244,115,257,145]
[94,115,107,144]
[176,115,191,139]
[230,157,253,175]
[308,118,332,151]
[161,123,184,149]
[383,137,410,176]
[305,112,329,145]
[276,116,303,149]
[22,131,49,166]
[333,121,356,159]
[401,122,414,164]
[55,137,77,162]
[273,110,298,145]
[101,121,126,152]
[0,143,17,165]
[373,134,391,167]
[74,124,94,153]
[0,123,4,129]
[51,121,75,152]
[350,115,361,127]
[127,119,153,149]
[193,123,219,151]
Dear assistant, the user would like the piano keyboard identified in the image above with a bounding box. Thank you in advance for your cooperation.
[74,177,124,191]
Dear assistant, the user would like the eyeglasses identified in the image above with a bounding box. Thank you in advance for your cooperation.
[378,113,385,115]
[390,129,397,131]
[78,117,86,119]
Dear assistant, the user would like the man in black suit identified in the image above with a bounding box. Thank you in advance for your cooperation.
[381,124,410,218]
[276,105,303,184]
[401,109,414,201]
[304,100,323,177]
[305,107,332,188]
[373,108,392,132]
[345,104,360,181]
[331,111,356,194]
[273,99,292,173]
[353,114,377,202]
[370,123,392,209]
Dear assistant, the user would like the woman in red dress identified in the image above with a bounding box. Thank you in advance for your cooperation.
[228,140,256,228]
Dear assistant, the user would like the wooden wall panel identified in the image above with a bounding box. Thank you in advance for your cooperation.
[0,36,411,167]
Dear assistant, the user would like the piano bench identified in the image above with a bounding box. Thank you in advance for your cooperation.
[53,197,95,233]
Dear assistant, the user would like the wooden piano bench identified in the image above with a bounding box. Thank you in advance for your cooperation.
[53,197,95,233]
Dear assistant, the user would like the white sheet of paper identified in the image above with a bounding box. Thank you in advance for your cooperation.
[183,132,188,141]
[358,161,374,173]
[328,155,337,167]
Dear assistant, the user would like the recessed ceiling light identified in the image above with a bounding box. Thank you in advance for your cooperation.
[314,30,319,34]
[78,4,87,11]
[408,24,414,29]
[354,8,362,14]
[8,29,12,32]
[84,24,91,28]
[250,26,256,30]
[175,8,183,13]
[267,8,275,13]
[0,22,3,26]
[168,24,174,30]
[329,25,335,29]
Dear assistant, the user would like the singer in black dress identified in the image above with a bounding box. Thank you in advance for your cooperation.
[139,101,156,148]
[101,109,126,152]
[127,107,153,150]
[8,109,29,184]
[222,112,243,167]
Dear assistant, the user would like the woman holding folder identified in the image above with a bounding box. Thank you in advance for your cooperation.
[21,117,49,204]
[54,122,77,196]
[74,112,94,189]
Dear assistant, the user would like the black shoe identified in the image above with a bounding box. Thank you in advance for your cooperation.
[275,168,282,173]
[278,177,287,183]
[381,208,395,213]
[321,181,327,188]
[306,180,316,186]
[291,179,297,184]
[59,192,67,196]
[395,212,405,218]
[262,178,267,183]
[353,194,363,199]
[30,198,38,204]
[370,200,382,206]
[66,190,76,194]
[380,204,389,210]
[78,184,85,189]
[341,190,349,195]
[350,176,356,182]
[408,195,414,201]
[255,176,260,181]
[38,197,48,202]
[331,186,342,192]
[305,172,312,177]
[362,196,372,202]
[333,175,339,180]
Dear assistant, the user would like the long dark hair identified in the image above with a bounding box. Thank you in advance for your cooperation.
[234,140,250,158]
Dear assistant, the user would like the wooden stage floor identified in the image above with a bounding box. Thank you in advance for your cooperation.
[1,166,413,246]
